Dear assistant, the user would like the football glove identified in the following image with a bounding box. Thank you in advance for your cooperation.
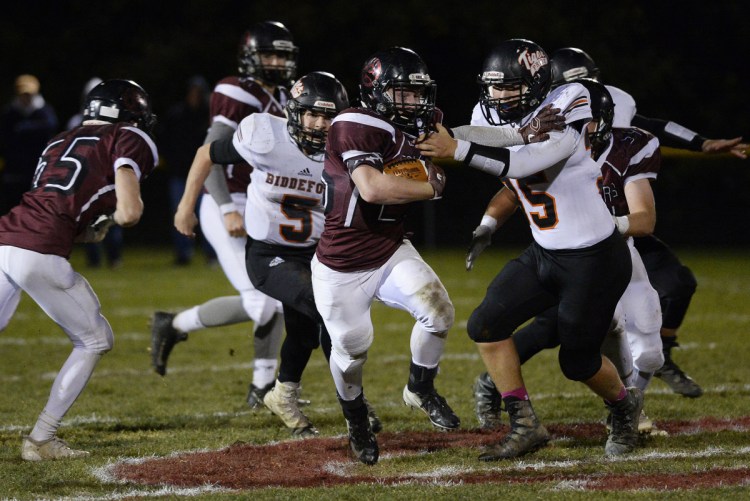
[466,224,493,271]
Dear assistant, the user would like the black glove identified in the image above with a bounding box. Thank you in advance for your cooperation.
[466,224,493,271]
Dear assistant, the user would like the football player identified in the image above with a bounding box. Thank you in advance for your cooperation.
[468,80,667,436]
[173,71,381,438]
[309,47,564,466]
[419,39,641,459]
[150,21,295,408]
[547,47,748,397]
[0,80,158,460]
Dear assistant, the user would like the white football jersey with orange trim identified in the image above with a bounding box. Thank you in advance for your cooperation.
[232,113,325,247]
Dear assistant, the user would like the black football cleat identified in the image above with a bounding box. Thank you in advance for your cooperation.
[150,311,188,376]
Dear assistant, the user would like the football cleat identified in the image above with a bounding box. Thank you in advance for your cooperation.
[403,385,460,430]
[150,311,188,376]
[21,436,89,461]
[263,380,318,438]
[345,415,378,465]
[363,395,382,434]
[246,382,274,409]
[654,358,703,398]
[478,399,549,461]
[604,387,644,456]
[473,372,504,429]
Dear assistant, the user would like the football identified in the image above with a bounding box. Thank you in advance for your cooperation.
[382,158,429,182]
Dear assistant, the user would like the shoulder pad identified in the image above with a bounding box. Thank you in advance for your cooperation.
[236,113,280,154]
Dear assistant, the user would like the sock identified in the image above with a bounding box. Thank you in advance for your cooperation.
[632,369,653,392]
[30,349,101,442]
[252,358,277,388]
[501,386,529,406]
[172,306,204,333]
[605,386,628,405]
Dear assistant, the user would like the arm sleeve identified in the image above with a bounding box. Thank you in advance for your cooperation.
[631,114,706,151]
[460,125,581,178]
[202,121,237,206]
[452,125,525,147]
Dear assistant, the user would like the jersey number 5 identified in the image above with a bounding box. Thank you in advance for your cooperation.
[280,194,317,243]
[516,172,558,230]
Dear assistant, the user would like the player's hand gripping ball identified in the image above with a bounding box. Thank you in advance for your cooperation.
[382,158,430,181]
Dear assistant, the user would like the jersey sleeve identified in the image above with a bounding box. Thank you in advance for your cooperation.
[328,112,394,172]
[114,126,159,180]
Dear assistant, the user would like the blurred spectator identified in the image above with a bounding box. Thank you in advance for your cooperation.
[0,74,59,215]
[157,75,216,265]
[65,77,125,269]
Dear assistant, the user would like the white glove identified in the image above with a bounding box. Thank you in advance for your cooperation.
[466,224,493,271]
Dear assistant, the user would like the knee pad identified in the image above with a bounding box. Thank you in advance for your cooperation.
[629,332,665,374]
[559,346,602,381]
[334,325,374,359]
[240,291,279,326]
[330,347,368,374]
[415,281,454,333]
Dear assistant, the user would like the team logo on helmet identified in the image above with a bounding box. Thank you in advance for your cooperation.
[291,79,305,98]
[361,58,382,88]
[518,49,548,76]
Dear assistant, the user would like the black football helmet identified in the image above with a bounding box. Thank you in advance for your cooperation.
[550,47,600,88]
[83,79,156,133]
[577,78,614,159]
[286,71,349,155]
[359,47,436,135]
[478,39,552,125]
[238,21,298,86]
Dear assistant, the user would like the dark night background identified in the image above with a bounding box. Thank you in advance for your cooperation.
[1,0,748,248]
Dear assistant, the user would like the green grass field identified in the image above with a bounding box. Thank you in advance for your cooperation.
[1,245,749,499]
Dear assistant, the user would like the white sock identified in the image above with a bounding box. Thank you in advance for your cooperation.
[30,349,101,442]
[253,358,278,388]
[172,306,204,333]
[410,323,445,368]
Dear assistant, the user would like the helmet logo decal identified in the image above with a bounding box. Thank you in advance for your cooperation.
[562,66,589,82]
[408,73,431,83]
[291,80,305,98]
[99,105,120,119]
[361,58,382,88]
[313,100,336,110]
[272,40,295,50]
[481,71,504,82]
[518,48,548,77]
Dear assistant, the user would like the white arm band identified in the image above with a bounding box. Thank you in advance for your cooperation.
[219,203,237,215]
[480,214,498,232]
[613,215,630,235]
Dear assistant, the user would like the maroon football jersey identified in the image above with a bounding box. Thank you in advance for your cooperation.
[316,108,435,271]
[599,128,661,217]
[209,76,289,194]
[0,123,158,258]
